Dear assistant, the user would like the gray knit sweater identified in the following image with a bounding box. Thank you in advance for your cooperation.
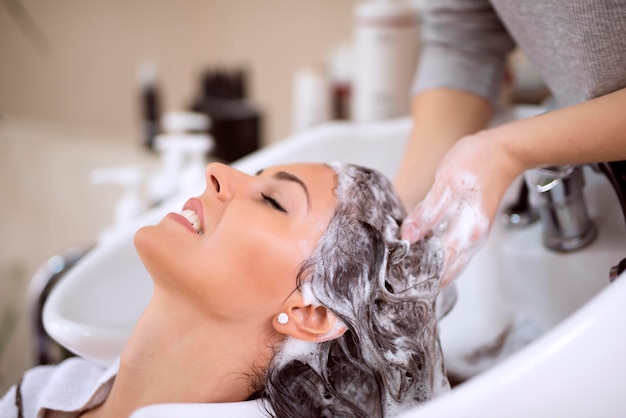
[413,0,626,107]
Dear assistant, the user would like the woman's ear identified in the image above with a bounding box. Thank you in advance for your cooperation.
[273,295,346,342]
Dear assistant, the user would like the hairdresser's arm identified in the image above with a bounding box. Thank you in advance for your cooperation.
[402,87,626,286]
[394,88,492,209]
[395,0,516,208]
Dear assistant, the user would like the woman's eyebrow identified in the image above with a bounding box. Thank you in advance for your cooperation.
[275,171,311,211]
[255,169,311,210]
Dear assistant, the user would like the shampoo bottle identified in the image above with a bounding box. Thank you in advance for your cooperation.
[149,111,212,205]
[191,68,262,163]
[352,0,420,122]
[137,62,162,150]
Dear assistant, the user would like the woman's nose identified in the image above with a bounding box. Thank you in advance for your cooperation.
[204,162,247,201]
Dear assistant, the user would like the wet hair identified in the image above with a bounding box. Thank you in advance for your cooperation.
[263,163,450,417]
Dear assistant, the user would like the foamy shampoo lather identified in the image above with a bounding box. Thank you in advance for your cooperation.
[352,0,419,122]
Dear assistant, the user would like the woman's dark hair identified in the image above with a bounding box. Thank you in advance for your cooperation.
[263,163,449,417]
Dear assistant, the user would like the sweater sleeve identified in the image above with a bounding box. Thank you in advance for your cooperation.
[413,0,516,105]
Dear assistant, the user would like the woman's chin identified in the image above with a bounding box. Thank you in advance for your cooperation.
[134,225,161,267]
[134,224,150,248]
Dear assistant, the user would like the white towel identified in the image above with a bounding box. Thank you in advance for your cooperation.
[0,357,267,418]
[0,357,117,418]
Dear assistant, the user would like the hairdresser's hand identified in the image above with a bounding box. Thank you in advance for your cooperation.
[401,132,522,287]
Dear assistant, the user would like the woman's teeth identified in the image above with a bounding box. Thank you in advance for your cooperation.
[181,209,203,234]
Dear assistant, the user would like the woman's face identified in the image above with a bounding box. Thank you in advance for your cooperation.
[135,162,338,325]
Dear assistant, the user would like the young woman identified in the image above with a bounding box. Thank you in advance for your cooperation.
[1,162,450,417]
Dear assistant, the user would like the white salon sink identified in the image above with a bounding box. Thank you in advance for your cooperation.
[438,166,626,378]
[43,106,626,417]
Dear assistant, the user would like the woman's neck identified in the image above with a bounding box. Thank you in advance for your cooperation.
[88,289,277,418]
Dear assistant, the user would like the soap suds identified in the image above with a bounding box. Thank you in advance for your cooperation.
[422,172,489,283]
[266,162,450,417]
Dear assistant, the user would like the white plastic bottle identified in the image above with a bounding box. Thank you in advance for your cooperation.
[291,67,331,134]
[149,111,213,204]
[352,0,420,122]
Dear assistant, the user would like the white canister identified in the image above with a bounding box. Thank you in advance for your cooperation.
[352,0,420,122]
[291,67,331,134]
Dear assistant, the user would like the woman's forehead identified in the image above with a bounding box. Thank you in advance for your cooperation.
[263,163,337,188]
[263,162,334,176]
[264,162,339,210]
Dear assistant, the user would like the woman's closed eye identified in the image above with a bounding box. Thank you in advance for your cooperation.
[261,193,288,213]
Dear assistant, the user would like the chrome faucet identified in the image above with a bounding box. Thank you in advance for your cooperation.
[502,159,626,281]
[524,164,597,252]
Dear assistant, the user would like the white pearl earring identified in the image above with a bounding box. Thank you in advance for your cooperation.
[277,312,289,325]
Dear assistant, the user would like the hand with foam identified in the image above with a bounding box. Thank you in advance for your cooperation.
[401,133,521,287]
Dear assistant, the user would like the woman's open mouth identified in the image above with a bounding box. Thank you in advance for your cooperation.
[167,198,205,235]
[180,209,202,233]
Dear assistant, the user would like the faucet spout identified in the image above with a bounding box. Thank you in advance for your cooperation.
[525,165,597,252]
